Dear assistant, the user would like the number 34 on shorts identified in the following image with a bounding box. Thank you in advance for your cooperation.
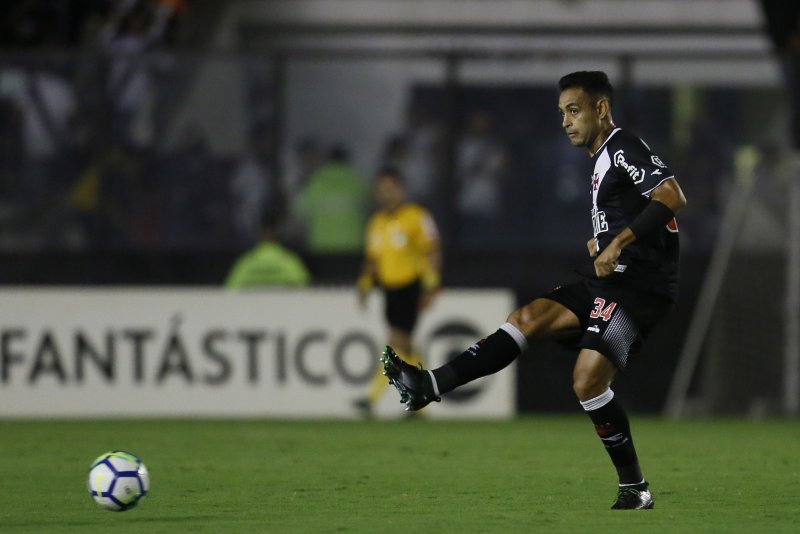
[589,298,617,322]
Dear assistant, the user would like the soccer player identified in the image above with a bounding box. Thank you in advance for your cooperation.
[355,166,442,417]
[382,71,686,509]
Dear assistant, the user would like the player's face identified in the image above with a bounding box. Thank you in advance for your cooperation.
[558,88,606,153]
[375,175,405,210]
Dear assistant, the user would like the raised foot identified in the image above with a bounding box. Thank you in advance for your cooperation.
[380,346,440,411]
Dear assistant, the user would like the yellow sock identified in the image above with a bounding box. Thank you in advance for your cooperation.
[366,364,389,405]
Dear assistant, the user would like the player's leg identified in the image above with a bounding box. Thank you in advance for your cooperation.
[358,282,422,415]
[382,296,581,410]
[387,326,417,363]
[574,349,653,509]
[573,350,644,481]
[430,297,581,395]
[571,285,673,509]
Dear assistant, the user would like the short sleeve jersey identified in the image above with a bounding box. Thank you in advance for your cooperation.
[365,203,439,289]
[590,128,679,300]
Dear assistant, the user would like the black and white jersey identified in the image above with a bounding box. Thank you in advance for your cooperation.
[589,128,679,301]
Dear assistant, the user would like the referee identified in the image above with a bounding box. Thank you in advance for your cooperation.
[354,166,442,417]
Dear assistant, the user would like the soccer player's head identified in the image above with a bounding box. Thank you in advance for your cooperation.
[557,71,615,152]
[559,71,613,107]
[374,166,407,210]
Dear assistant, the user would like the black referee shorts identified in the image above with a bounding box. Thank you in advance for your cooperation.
[543,279,673,369]
[383,280,422,333]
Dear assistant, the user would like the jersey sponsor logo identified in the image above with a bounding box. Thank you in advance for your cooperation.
[589,298,617,322]
[613,149,646,184]
[591,207,609,235]
[587,324,601,333]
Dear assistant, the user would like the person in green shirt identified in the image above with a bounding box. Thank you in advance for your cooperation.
[295,145,370,253]
[225,211,311,289]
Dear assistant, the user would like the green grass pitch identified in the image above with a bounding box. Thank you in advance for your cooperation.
[1,417,798,533]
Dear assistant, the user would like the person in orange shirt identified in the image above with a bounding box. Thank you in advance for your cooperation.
[354,166,442,417]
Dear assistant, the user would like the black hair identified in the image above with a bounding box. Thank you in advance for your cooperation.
[558,71,613,106]
[374,165,406,185]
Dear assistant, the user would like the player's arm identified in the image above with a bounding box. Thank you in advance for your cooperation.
[594,178,687,277]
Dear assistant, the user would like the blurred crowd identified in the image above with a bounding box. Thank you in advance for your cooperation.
[0,0,739,257]
[0,0,192,250]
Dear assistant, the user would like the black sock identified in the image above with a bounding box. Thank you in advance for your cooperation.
[431,326,523,395]
[581,390,644,486]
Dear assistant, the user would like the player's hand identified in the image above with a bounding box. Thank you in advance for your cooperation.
[593,241,621,277]
[586,237,598,258]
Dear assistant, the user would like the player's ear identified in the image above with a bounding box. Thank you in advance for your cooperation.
[596,98,610,119]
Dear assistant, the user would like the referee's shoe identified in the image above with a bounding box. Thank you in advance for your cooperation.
[381,346,440,411]
[611,482,654,510]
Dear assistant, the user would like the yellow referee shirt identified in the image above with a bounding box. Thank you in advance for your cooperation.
[365,203,439,289]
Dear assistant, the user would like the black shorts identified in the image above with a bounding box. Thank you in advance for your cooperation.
[383,280,422,333]
[543,279,674,369]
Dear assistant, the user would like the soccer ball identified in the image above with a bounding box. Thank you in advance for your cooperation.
[87,450,150,511]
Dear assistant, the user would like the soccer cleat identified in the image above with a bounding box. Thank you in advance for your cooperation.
[610,482,654,510]
[380,346,440,411]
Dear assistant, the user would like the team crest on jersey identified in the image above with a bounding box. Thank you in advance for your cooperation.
[390,229,408,247]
